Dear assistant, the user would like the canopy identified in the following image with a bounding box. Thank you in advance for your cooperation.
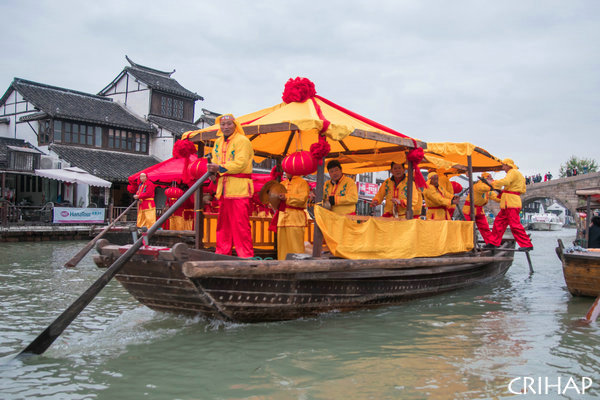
[425,142,504,172]
[183,78,425,160]
[35,167,112,188]
[129,154,199,186]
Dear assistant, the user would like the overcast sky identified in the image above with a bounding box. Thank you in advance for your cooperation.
[1,0,598,178]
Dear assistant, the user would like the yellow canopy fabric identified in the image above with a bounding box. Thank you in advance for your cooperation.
[315,207,474,259]
[426,142,503,172]
[183,96,422,159]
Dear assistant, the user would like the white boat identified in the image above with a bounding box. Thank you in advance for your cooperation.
[529,213,563,231]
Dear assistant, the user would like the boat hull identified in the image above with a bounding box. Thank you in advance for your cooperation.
[94,243,515,323]
[530,222,562,231]
[556,241,600,297]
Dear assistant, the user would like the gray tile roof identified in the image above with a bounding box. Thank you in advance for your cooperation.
[148,115,199,138]
[50,144,160,183]
[125,66,203,101]
[3,78,155,133]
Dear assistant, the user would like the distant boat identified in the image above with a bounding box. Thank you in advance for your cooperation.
[529,213,563,231]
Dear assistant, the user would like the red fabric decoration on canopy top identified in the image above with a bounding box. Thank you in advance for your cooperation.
[282,77,317,104]
[173,139,196,159]
[406,147,428,189]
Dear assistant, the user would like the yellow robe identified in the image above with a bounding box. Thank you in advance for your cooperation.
[211,131,254,199]
[372,176,420,218]
[277,176,309,260]
[323,175,358,215]
[492,168,526,209]
[462,181,500,216]
[423,185,452,220]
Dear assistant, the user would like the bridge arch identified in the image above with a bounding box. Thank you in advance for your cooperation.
[484,172,600,219]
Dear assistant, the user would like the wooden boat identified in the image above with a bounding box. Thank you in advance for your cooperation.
[556,239,600,297]
[94,239,515,323]
[92,79,516,324]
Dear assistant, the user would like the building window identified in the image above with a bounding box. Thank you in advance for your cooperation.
[38,120,51,145]
[160,95,184,119]
[108,129,148,153]
[54,120,62,142]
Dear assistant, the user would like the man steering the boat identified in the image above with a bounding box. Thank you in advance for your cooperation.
[323,160,358,215]
[485,158,533,251]
[206,114,255,258]
[370,162,420,219]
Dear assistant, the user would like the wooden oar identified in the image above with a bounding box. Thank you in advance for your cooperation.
[64,200,138,268]
[18,171,212,357]
[583,296,600,323]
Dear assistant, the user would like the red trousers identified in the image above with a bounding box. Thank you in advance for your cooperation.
[488,208,532,247]
[465,206,492,243]
[216,197,254,258]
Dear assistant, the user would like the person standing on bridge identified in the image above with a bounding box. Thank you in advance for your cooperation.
[484,159,533,251]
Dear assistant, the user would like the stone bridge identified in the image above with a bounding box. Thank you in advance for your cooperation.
[486,171,600,217]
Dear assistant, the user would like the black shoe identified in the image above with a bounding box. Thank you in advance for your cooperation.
[519,246,534,252]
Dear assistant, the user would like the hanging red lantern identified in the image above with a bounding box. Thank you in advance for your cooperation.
[281,151,318,176]
[165,187,184,199]
[188,158,208,179]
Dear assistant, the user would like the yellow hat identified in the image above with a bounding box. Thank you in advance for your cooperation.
[481,172,491,179]
[501,158,517,169]
[216,114,245,137]
[427,172,438,181]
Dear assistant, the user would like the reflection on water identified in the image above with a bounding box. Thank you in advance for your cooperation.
[1,230,599,399]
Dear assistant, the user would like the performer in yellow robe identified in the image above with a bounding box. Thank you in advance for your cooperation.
[423,172,456,220]
[276,174,310,260]
[323,160,358,215]
[206,114,254,258]
[486,158,533,250]
[462,172,499,243]
[370,162,419,219]
[134,173,156,229]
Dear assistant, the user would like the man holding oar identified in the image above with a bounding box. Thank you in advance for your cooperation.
[485,158,533,251]
[206,114,255,258]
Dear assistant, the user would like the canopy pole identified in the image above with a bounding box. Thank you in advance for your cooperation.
[195,142,205,249]
[585,195,591,247]
[406,159,414,220]
[467,155,476,249]
[312,160,325,257]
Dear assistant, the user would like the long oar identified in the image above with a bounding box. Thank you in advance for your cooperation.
[18,171,212,357]
[583,296,600,324]
[64,200,138,268]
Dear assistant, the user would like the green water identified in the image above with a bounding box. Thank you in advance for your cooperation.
[1,229,599,399]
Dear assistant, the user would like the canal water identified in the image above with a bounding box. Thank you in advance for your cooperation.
[0,229,598,399]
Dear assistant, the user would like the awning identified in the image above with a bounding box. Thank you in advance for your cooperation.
[35,167,112,188]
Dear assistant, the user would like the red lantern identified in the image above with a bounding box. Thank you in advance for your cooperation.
[165,187,184,199]
[188,158,208,179]
[281,151,318,176]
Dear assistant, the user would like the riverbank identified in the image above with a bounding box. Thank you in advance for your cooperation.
[0,224,101,242]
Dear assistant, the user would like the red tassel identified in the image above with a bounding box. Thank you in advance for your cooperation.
[173,140,196,159]
[407,147,428,189]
